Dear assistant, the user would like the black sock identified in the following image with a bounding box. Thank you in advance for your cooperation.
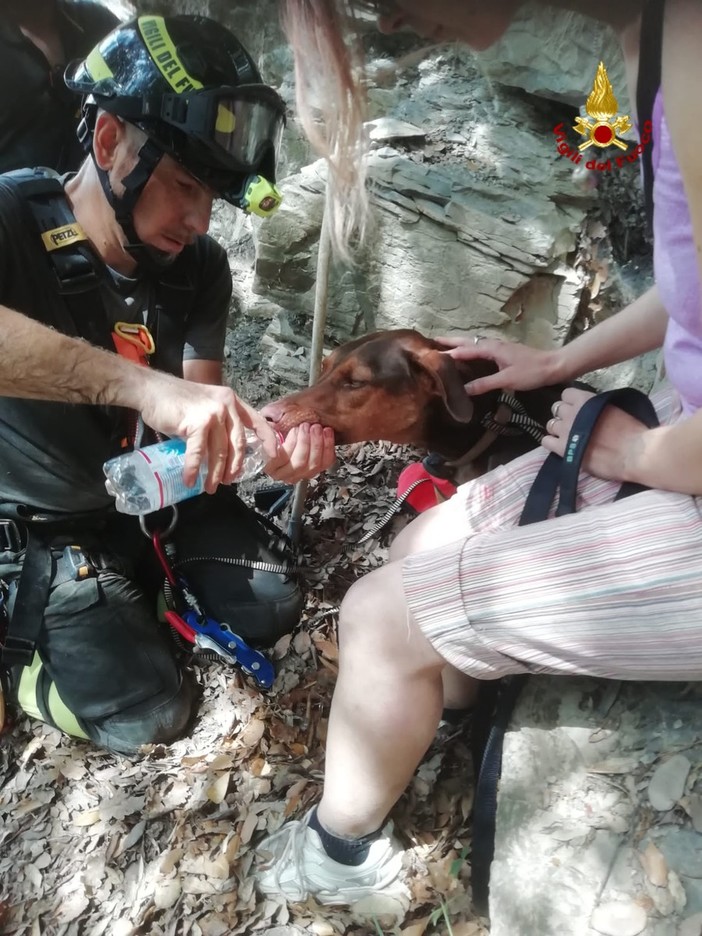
[308,806,382,867]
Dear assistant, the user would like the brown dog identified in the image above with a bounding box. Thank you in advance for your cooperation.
[261,330,563,475]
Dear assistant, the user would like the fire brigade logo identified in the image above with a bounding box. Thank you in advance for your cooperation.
[552,60,651,173]
[573,61,632,151]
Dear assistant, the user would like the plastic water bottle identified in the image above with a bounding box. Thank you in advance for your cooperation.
[103,432,268,515]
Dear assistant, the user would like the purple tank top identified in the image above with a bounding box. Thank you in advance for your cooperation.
[653,88,702,414]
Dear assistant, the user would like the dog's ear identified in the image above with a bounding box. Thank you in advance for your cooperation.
[408,348,475,423]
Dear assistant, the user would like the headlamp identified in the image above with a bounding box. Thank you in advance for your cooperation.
[233,175,283,218]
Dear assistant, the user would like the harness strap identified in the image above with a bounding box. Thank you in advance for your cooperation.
[442,393,548,474]
[12,168,196,451]
[494,392,547,443]
[10,169,114,351]
[0,174,198,670]
[1,528,52,668]
[9,168,194,375]
[444,401,514,470]
[0,506,109,669]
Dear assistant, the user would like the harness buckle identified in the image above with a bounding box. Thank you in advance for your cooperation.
[0,635,35,667]
[56,262,100,296]
[0,519,24,554]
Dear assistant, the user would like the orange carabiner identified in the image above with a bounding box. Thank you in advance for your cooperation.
[114,321,155,354]
[112,321,156,366]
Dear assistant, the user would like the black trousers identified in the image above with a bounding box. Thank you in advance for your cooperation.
[1,489,301,754]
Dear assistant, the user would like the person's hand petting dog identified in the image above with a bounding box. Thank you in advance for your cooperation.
[437,334,561,395]
[541,386,651,482]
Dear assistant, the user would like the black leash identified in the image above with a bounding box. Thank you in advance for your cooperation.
[470,387,660,917]
[519,387,659,525]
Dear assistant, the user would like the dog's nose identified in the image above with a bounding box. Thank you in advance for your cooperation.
[261,402,284,423]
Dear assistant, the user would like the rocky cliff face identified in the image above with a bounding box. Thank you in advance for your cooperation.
[127,0,652,389]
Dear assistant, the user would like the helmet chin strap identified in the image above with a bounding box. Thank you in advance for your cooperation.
[93,137,176,276]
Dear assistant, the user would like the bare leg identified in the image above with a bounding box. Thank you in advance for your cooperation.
[442,666,480,709]
[316,561,446,838]
[388,497,470,561]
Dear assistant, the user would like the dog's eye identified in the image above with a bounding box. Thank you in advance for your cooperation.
[343,378,366,390]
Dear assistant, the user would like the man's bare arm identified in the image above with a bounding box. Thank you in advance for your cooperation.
[0,303,279,490]
[0,302,141,404]
[0,304,339,488]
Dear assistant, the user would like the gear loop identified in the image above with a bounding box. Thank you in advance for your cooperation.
[139,504,179,540]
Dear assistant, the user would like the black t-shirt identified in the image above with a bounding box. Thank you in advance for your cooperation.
[0,174,232,513]
[0,1,119,174]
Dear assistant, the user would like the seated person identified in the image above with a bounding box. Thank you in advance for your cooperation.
[256,0,702,909]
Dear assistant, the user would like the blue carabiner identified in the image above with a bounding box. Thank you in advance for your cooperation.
[182,610,275,690]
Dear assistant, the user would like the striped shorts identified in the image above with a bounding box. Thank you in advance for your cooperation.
[402,384,702,681]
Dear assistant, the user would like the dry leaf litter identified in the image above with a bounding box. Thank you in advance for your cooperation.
[0,442,488,936]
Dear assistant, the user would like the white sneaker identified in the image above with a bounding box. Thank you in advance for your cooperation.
[255,809,407,906]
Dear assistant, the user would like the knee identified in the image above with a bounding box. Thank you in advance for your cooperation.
[338,572,389,643]
[388,497,465,562]
[247,570,303,644]
[388,510,438,562]
[338,569,404,656]
[340,563,408,629]
[196,569,303,646]
[337,563,437,666]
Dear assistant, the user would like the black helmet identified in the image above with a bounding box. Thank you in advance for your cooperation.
[65,15,285,228]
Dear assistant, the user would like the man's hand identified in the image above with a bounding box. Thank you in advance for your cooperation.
[436,335,561,395]
[263,423,336,483]
[541,386,650,481]
[137,371,278,493]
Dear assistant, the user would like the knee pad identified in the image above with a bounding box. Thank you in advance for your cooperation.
[16,651,89,741]
[88,670,198,755]
[16,653,198,755]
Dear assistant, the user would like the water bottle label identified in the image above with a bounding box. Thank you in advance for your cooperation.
[136,438,202,508]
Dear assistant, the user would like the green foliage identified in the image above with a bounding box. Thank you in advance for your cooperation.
[429,900,455,936]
